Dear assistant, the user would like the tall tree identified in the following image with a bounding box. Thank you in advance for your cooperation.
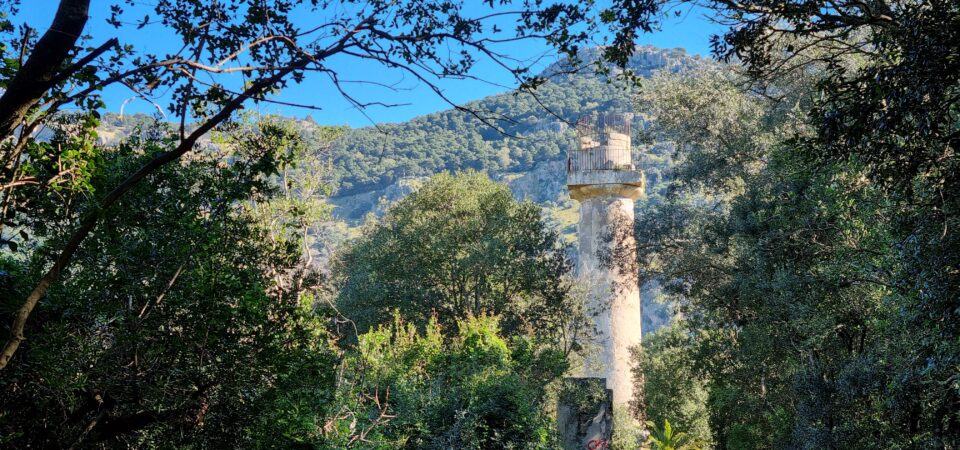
[0,119,340,446]
[335,171,579,346]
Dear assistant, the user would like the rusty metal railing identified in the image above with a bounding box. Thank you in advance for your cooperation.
[567,112,638,173]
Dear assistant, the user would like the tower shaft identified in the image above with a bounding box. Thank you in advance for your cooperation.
[567,113,644,409]
[572,186,643,407]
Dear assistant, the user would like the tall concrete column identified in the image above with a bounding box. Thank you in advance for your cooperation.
[567,113,644,408]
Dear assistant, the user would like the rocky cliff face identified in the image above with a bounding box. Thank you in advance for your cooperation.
[506,159,569,205]
[331,177,427,222]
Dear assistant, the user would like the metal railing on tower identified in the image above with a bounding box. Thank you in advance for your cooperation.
[568,112,638,173]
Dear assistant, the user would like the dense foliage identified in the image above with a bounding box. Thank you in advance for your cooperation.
[635,322,712,447]
[0,120,339,447]
[326,314,567,449]
[631,1,960,446]
[335,171,576,342]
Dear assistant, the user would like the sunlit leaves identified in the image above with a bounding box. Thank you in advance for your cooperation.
[335,171,573,341]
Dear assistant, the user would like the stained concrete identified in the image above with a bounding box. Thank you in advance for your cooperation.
[568,114,644,409]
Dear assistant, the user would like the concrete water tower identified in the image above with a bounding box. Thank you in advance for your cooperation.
[568,112,644,408]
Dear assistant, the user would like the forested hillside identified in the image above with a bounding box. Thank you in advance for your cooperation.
[323,46,705,220]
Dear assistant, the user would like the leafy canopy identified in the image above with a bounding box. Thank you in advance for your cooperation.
[336,171,574,341]
[0,119,340,447]
[328,313,568,449]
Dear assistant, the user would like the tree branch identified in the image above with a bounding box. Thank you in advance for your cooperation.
[0,0,92,140]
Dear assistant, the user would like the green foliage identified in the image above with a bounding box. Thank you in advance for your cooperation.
[327,313,568,449]
[242,117,343,261]
[610,406,643,450]
[335,171,575,341]
[635,9,960,445]
[637,65,887,448]
[645,419,700,450]
[558,377,609,415]
[635,321,712,447]
[0,121,339,448]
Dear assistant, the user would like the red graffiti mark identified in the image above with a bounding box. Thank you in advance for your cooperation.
[587,438,609,450]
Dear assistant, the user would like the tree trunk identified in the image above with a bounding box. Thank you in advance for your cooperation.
[0,0,91,141]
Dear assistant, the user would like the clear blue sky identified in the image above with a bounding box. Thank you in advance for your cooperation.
[17,2,723,128]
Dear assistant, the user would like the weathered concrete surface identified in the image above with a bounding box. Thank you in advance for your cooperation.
[568,171,645,201]
[557,378,613,450]
[575,190,643,407]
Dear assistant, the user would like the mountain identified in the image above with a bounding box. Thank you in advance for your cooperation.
[325,45,707,211]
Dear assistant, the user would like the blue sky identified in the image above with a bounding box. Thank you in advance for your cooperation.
[17,2,723,128]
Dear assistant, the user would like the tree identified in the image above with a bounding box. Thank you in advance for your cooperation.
[700,5,960,444]
[0,120,339,447]
[632,10,960,445]
[0,0,655,369]
[327,314,568,449]
[335,171,578,345]
[635,321,712,448]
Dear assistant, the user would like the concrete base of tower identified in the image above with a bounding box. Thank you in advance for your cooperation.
[557,378,613,450]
